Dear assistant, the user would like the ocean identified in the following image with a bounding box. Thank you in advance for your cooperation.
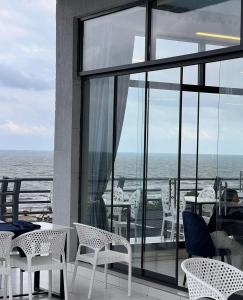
[1,150,243,205]
[0,150,53,206]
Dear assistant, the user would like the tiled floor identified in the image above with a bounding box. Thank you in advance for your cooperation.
[1,263,189,300]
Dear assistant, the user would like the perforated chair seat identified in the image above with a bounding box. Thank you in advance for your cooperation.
[77,249,128,265]
[11,254,64,272]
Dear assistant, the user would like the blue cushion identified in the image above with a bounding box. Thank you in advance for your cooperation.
[183,211,216,257]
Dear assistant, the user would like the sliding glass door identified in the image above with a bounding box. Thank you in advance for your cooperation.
[80,57,243,289]
[215,58,243,273]
[145,68,180,282]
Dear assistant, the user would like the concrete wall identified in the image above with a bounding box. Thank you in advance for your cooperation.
[54,0,137,260]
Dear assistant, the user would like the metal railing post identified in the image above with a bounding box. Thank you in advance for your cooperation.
[219,181,222,216]
[224,181,227,216]
[169,179,171,206]
[174,178,177,209]
[240,171,243,192]
[12,179,21,222]
[0,177,8,221]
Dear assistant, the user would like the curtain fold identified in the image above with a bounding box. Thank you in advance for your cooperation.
[87,27,135,229]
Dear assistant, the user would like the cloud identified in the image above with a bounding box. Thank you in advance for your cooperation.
[0,1,55,150]
[0,63,54,90]
[0,121,53,136]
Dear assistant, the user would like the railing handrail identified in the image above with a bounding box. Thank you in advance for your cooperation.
[0,177,53,222]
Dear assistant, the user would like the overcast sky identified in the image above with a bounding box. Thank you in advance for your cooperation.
[0,0,56,151]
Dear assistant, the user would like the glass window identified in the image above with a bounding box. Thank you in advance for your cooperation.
[83,7,146,71]
[146,68,181,279]
[152,0,241,60]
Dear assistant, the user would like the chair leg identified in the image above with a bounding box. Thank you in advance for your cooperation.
[161,220,165,239]
[221,255,225,262]
[128,261,132,297]
[3,275,7,300]
[104,264,108,289]
[71,260,78,291]
[63,264,68,300]
[48,270,52,298]
[20,270,24,294]
[28,272,32,300]
[88,263,97,300]
[8,273,12,300]
[227,255,232,265]
[171,222,175,241]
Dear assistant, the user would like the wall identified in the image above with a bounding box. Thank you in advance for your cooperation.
[54,0,138,259]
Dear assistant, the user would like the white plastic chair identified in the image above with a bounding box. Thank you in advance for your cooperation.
[107,187,124,235]
[181,257,243,300]
[161,190,173,239]
[11,230,68,300]
[113,189,141,239]
[72,223,132,299]
[161,190,185,241]
[0,232,14,300]
[198,186,216,223]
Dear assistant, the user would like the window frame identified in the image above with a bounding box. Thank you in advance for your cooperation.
[78,0,243,77]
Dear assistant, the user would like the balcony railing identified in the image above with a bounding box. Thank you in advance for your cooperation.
[1,173,242,223]
[0,177,53,222]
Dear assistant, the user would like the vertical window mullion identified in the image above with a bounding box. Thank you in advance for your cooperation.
[145,1,152,61]
[111,76,118,232]
[175,67,183,285]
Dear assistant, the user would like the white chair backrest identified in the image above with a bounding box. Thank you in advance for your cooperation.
[0,231,14,260]
[113,187,124,202]
[129,189,141,219]
[198,186,215,199]
[74,223,127,250]
[113,187,124,215]
[181,257,243,297]
[13,230,66,258]
[161,190,171,213]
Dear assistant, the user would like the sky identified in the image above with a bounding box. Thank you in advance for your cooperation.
[0,0,56,151]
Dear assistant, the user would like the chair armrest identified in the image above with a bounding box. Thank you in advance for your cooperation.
[108,232,132,255]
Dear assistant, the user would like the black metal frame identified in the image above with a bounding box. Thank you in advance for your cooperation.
[78,0,243,289]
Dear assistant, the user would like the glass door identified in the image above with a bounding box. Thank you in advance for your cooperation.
[216,58,243,273]
[145,68,181,283]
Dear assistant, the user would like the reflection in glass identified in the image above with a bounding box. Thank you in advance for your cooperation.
[145,68,180,279]
[215,59,243,270]
[83,7,145,70]
[198,93,219,223]
[152,0,241,60]
[113,73,145,269]
[183,65,198,85]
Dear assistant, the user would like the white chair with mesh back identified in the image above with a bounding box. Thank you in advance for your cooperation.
[198,186,216,223]
[181,257,243,300]
[161,190,185,241]
[161,190,173,240]
[0,232,14,300]
[71,223,132,299]
[108,187,124,235]
[11,230,68,300]
[113,189,141,240]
